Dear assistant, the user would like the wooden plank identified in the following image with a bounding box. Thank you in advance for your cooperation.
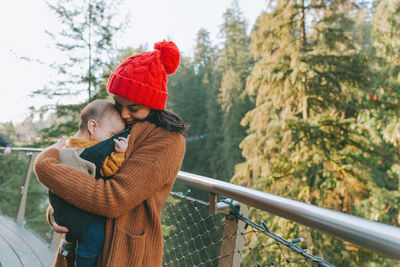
[218,203,247,267]
[0,233,23,267]
[0,216,55,264]
[0,216,54,266]
[218,217,238,267]
[0,223,43,266]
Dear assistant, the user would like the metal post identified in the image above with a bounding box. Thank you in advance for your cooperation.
[16,152,37,223]
[209,192,217,214]
[218,203,248,267]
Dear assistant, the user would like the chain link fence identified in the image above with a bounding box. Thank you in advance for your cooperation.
[161,189,333,267]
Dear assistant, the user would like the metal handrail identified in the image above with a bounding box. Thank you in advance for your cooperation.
[2,147,399,259]
[0,147,44,153]
[177,171,400,259]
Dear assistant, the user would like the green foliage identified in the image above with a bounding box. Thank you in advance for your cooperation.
[218,0,253,181]
[167,56,209,176]
[168,28,222,178]
[193,28,224,179]
[369,0,400,146]
[233,0,399,265]
[218,0,251,79]
[0,154,25,217]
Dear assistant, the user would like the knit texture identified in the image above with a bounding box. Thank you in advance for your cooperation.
[107,41,180,110]
[35,122,185,267]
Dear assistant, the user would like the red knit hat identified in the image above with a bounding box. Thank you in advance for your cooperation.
[107,41,180,110]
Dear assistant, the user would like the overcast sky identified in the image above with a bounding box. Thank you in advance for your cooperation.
[0,0,266,124]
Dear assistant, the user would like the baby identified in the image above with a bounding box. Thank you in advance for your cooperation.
[49,99,129,266]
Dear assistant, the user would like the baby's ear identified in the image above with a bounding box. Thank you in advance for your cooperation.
[87,119,97,135]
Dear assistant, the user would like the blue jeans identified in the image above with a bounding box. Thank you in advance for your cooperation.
[75,219,105,267]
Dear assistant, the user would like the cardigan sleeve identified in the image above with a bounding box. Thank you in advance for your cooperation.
[34,130,185,218]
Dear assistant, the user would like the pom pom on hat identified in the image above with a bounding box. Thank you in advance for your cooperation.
[107,40,181,110]
[154,41,180,74]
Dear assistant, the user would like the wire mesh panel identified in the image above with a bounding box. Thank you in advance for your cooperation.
[162,192,226,266]
[161,192,333,267]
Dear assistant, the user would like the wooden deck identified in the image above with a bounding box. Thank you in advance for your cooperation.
[0,215,55,267]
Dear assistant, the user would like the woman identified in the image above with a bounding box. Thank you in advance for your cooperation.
[34,40,187,267]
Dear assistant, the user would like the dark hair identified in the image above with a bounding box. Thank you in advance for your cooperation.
[144,109,189,136]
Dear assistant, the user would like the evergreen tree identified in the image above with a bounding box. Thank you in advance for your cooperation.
[218,0,250,78]
[232,1,395,265]
[350,3,372,50]
[218,0,253,181]
[167,29,222,179]
[370,0,400,147]
[167,55,209,176]
[356,0,400,238]
[193,29,223,179]
[33,0,127,144]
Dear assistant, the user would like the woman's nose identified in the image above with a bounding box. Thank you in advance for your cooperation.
[121,108,130,119]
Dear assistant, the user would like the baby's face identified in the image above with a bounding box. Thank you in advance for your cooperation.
[92,113,125,142]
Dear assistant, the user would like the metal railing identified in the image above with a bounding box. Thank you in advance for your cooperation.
[1,147,44,153]
[2,147,400,264]
[176,171,400,260]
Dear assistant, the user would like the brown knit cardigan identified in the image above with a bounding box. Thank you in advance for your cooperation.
[34,121,186,267]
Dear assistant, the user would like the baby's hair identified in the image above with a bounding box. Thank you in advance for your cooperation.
[79,99,119,132]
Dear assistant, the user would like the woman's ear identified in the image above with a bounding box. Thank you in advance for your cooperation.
[87,119,97,135]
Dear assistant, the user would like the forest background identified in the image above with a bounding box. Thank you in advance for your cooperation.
[0,0,399,266]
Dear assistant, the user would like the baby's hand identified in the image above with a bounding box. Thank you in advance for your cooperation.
[48,136,67,151]
[114,135,130,153]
